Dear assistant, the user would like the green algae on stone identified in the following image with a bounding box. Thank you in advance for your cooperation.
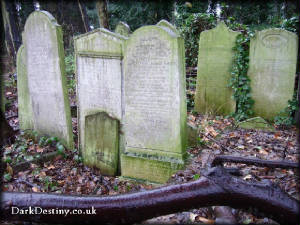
[156,20,180,36]
[122,21,187,183]
[74,28,127,173]
[194,21,240,115]
[24,11,74,149]
[84,111,119,176]
[238,117,275,131]
[121,153,185,184]
[114,21,131,37]
[247,28,298,121]
[17,45,34,130]
[187,122,198,147]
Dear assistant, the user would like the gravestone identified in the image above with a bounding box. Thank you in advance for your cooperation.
[114,21,131,37]
[247,28,298,120]
[156,20,180,35]
[121,21,187,183]
[74,28,126,175]
[84,112,119,176]
[17,45,33,130]
[24,11,73,149]
[194,22,240,115]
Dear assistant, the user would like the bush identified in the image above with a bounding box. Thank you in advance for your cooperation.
[175,11,216,67]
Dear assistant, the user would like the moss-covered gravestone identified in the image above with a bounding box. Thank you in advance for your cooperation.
[24,11,73,149]
[84,112,119,176]
[156,20,180,35]
[17,45,33,130]
[194,22,240,115]
[121,21,187,183]
[114,21,131,37]
[247,29,298,120]
[74,28,126,175]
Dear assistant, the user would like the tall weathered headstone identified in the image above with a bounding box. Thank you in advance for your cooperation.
[194,22,240,115]
[74,28,126,175]
[17,45,33,130]
[247,28,298,120]
[24,11,73,149]
[121,21,187,183]
[114,21,131,37]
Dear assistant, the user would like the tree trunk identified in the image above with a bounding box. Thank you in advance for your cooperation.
[0,0,21,65]
[78,0,90,32]
[96,0,109,29]
[211,155,299,169]
[1,167,299,225]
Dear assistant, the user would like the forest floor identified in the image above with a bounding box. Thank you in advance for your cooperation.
[1,73,299,225]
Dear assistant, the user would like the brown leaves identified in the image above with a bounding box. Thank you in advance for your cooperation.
[6,164,13,175]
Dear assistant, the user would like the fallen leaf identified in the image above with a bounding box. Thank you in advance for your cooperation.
[243,174,252,180]
[57,180,65,185]
[47,165,55,170]
[36,147,44,153]
[32,186,40,192]
[6,164,13,175]
[189,213,197,222]
[259,149,268,155]
[195,216,215,224]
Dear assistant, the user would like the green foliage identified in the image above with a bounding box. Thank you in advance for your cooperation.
[65,53,76,95]
[4,74,17,88]
[186,76,197,110]
[193,174,200,180]
[228,25,255,121]
[56,142,66,157]
[4,173,12,182]
[108,0,174,31]
[175,11,216,67]
[280,17,299,33]
[197,137,207,146]
[274,92,299,127]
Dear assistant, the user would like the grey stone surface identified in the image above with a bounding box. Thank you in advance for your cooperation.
[195,22,239,115]
[121,21,187,183]
[17,45,34,130]
[24,11,73,149]
[114,21,131,37]
[74,28,126,174]
[84,111,120,176]
[247,28,298,120]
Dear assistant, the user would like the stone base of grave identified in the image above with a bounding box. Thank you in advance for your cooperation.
[121,153,185,183]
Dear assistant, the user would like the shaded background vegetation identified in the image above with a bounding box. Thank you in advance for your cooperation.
[0,0,299,126]
[1,0,299,68]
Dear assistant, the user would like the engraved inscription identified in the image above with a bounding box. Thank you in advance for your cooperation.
[77,56,122,147]
[262,34,288,48]
[25,12,72,148]
[124,30,180,151]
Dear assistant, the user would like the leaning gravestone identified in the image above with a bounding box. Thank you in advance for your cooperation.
[17,45,33,130]
[24,11,73,149]
[247,28,298,120]
[114,21,131,37]
[121,21,187,183]
[74,28,126,175]
[194,22,240,115]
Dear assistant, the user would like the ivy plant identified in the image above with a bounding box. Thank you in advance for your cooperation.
[228,25,255,121]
